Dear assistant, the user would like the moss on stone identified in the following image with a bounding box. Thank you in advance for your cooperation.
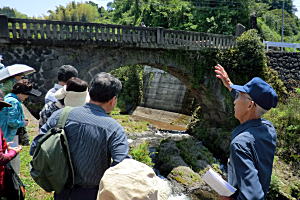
[168,166,202,187]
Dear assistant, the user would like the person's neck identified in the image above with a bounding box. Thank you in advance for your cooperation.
[239,112,260,124]
[58,81,66,86]
[89,100,110,113]
[16,94,24,102]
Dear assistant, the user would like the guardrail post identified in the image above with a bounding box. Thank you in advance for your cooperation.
[235,23,245,36]
[157,27,164,45]
[0,15,9,42]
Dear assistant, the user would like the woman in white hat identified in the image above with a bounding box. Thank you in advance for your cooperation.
[39,77,89,128]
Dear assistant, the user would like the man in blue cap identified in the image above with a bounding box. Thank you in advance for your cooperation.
[214,64,278,200]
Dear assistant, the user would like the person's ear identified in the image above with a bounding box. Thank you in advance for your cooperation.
[248,101,255,109]
[108,96,116,106]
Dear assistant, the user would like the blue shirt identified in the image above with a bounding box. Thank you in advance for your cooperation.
[45,84,63,104]
[0,93,25,142]
[30,103,129,186]
[228,118,276,200]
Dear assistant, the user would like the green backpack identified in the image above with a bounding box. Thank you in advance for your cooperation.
[30,107,75,194]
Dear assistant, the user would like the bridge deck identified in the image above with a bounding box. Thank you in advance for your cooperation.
[0,15,236,50]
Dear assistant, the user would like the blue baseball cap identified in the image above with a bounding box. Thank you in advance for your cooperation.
[230,77,278,110]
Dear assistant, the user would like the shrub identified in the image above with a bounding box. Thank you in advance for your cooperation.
[267,175,290,200]
[111,65,144,113]
[130,142,154,167]
[290,181,300,199]
[257,17,281,42]
[264,90,300,174]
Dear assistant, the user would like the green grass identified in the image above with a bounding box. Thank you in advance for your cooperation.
[110,106,149,133]
[20,124,53,200]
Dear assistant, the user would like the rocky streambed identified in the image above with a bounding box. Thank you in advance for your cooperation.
[127,127,222,200]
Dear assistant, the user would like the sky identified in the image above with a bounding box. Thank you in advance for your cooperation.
[0,0,111,17]
[1,0,300,18]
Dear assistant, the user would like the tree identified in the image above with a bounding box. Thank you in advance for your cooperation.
[46,2,101,23]
[255,0,296,14]
[110,0,251,35]
[0,7,28,18]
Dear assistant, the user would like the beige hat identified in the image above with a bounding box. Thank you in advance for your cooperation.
[54,85,90,107]
[97,159,171,200]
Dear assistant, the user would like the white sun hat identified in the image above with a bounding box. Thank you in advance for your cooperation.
[54,85,90,107]
[0,64,36,82]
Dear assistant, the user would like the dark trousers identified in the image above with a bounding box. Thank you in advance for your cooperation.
[54,186,98,200]
[17,127,30,146]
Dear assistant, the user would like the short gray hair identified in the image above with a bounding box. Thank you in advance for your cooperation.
[255,104,268,117]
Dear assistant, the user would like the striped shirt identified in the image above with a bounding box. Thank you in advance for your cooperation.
[30,103,129,186]
[44,84,63,104]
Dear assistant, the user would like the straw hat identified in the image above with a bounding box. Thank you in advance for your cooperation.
[54,86,89,107]
[97,159,171,200]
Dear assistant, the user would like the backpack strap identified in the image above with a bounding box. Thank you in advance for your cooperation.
[56,106,74,128]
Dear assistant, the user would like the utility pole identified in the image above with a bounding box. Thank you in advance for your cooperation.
[281,1,284,43]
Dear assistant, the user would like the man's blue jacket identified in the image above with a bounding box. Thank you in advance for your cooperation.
[228,118,276,200]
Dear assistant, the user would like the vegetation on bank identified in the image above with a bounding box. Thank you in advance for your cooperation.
[264,89,300,176]
[110,65,144,114]
[1,0,300,199]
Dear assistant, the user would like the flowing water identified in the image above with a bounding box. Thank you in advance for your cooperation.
[130,107,194,199]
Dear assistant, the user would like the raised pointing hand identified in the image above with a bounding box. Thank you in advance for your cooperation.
[214,64,233,91]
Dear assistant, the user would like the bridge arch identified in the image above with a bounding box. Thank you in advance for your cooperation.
[0,43,232,126]
[0,16,237,126]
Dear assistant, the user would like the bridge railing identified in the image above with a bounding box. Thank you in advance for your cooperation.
[0,15,236,50]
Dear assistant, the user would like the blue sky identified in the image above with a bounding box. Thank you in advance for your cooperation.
[0,0,300,18]
[0,0,111,17]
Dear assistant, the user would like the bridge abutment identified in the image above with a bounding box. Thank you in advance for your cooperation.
[0,15,9,43]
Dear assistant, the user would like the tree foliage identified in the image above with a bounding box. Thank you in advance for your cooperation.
[110,65,144,114]
[110,0,251,35]
[46,1,104,23]
[0,7,28,18]
[264,90,300,176]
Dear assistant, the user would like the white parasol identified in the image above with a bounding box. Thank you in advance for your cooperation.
[0,64,36,82]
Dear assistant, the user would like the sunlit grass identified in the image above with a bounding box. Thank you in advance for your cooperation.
[110,106,149,133]
[20,122,53,200]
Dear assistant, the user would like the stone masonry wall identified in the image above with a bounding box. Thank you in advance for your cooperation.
[142,66,194,114]
[267,52,300,91]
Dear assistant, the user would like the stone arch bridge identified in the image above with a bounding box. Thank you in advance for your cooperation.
[0,15,236,126]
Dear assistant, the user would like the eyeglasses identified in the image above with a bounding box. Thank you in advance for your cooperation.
[235,92,253,101]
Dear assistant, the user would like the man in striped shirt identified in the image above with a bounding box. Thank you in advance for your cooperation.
[31,72,129,200]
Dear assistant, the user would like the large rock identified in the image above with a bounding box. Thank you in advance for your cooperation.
[157,140,188,175]
[157,137,222,200]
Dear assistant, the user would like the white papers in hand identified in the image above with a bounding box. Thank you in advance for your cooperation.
[202,168,236,197]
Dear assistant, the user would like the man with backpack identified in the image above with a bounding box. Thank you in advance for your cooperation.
[30,72,129,200]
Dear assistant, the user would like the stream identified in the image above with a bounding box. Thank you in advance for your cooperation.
[128,107,195,199]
